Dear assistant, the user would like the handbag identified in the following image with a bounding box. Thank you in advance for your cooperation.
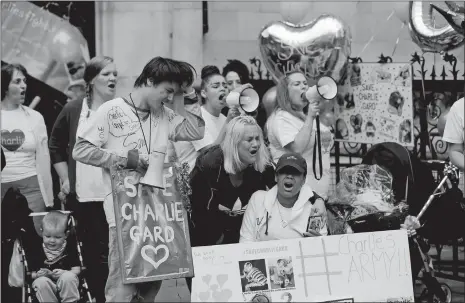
[8,239,24,287]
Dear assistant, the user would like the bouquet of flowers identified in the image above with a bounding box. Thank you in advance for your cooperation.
[326,164,409,234]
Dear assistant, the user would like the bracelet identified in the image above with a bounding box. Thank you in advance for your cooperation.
[126,150,139,169]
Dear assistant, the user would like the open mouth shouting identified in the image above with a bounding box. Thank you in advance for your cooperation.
[283,178,295,192]
[20,90,26,98]
[108,83,116,90]
[249,148,258,157]
[218,91,228,104]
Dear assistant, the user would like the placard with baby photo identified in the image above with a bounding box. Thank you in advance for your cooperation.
[334,63,413,146]
[267,257,295,290]
[239,259,270,293]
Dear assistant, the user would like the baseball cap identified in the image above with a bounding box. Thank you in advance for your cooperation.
[275,152,307,174]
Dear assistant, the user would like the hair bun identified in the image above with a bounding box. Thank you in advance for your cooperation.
[201,65,220,80]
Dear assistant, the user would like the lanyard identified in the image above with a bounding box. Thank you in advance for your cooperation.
[129,93,151,154]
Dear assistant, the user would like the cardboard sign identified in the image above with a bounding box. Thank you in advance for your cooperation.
[111,164,194,283]
[191,230,414,302]
[334,63,414,147]
[1,1,90,92]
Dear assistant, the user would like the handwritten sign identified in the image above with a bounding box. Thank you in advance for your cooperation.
[1,1,90,92]
[111,164,194,283]
[191,230,414,302]
[334,63,414,146]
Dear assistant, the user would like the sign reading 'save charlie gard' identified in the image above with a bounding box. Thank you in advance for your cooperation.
[191,230,414,302]
[111,164,194,283]
[334,63,414,147]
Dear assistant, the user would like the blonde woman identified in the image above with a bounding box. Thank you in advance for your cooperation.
[266,71,334,200]
[189,115,276,247]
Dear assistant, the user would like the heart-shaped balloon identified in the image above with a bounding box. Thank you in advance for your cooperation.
[259,15,352,84]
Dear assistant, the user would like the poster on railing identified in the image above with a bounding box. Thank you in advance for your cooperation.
[334,63,414,147]
[191,230,414,302]
[111,164,194,284]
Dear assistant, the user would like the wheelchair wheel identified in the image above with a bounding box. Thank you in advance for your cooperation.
[418,283,452,303]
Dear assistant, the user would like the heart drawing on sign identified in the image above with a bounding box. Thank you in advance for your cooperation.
[1,129,25,151]
[141,244,170,269]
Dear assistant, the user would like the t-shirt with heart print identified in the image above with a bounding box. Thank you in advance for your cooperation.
[1,108,37,182]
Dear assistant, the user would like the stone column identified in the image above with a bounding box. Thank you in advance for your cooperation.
[95,2,174,96]
[171,2,203,75]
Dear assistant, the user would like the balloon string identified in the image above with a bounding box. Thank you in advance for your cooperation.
[391,22,405,58]
[357,9,395,58]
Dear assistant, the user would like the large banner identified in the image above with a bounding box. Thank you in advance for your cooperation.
[191,230,414,302]
[111,164,194,284]
[334,63,414,147]
[1,1,90,92]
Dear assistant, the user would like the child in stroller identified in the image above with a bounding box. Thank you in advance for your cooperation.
[31,211,81,303]
[4,196,94,303]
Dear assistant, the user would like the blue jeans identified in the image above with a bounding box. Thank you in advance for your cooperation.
[105,227,162,302]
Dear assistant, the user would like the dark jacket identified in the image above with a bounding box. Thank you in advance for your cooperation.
[189,145,276,246]
[28,237,80,273]
[48,100,84,194]
[1,148,5,171]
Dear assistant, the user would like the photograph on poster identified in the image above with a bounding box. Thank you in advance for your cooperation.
[267,257,295,290]
[270,291,296,302]
[399,119,413,144]
[387,91,406,116]
[239,259,270,292]
[244,292,272,302]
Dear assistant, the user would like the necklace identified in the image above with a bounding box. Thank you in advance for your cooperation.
[129,93,151,154]
[277,203,289,228]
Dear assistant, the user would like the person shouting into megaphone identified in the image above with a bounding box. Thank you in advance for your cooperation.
[169,65,253,173]
[265,71,334,200]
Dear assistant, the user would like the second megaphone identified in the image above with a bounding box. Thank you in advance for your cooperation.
[302,76,338,102]
[225,87,260,113]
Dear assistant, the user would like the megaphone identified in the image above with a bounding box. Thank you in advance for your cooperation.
[302,76,338,103]
[225,87,260,113]
[302,76,338,183]
[139,151,166,189]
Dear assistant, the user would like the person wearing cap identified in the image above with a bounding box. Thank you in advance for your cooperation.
[239,152,328,242]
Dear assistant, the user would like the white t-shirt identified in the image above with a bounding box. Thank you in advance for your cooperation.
[171,106,226,172]
[75,100,107,202]
[443,98,464,145]
[77,98,185,227]
[266,109,334,199]
[1,108,37,182]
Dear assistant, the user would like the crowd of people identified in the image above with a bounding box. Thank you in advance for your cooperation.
[1,54,464,302]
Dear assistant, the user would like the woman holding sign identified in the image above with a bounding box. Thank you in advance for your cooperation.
[189,115,276,247]
[265,71,334,200]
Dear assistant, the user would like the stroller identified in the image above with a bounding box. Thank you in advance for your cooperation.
[3,188,94,303]
[351,142,464,303]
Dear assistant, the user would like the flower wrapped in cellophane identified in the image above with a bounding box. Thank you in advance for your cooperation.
[326,164,409,234]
